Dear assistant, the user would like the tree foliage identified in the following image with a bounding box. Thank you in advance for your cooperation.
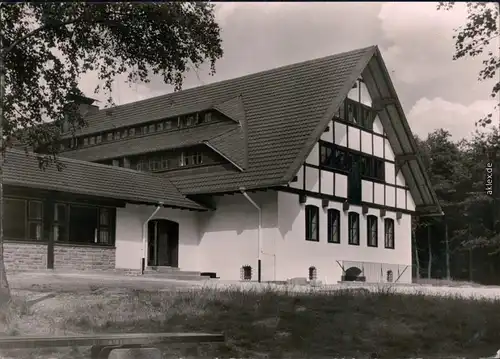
[0,2,223,162]
[438,2,499,127]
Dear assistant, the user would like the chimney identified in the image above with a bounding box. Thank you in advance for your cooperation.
[61,93,99,133]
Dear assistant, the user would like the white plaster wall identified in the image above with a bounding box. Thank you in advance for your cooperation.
[384,139,395,161]
[290,166,304,190]
[115,204,200,271]
[360,130,372,155]
[359,81,372,107]
[407,191,416,211]
[335,122,347,146]
[385,162,396,185]
[361,180,373,202]
[197,192,280,281]
[386,185,396,207]
[374,183,384,205]
[321,170,334,196]
[306,143,319,166]
[396,171,406,187]
[321,120,334,142]
[373,135,384,158]
[396,188,407,209]
[335,174,348,198]
[276,192,412,283]
[305,166,319,193]
[348,127,361,151]
[372,116,384,135]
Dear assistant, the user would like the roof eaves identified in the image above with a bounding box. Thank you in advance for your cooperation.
[282,45,378,183]
[372,47,442,215]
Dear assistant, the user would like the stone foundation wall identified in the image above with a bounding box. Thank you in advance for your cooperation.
[3,241,116,272]
[54,244,116,271]
[4,242,47,272]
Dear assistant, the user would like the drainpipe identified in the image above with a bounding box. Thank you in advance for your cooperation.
[240,188,262,283]
[141,202,163,274]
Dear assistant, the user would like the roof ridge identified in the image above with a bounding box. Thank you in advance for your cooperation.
[84,46,378,115]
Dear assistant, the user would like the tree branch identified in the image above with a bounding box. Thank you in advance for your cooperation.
[1,17,84,56]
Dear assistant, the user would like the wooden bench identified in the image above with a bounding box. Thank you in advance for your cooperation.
[0,332,225,359]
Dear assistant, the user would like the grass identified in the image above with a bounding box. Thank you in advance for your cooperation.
[0,286,499,358]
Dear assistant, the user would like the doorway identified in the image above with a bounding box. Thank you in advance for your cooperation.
[147,219,179,267]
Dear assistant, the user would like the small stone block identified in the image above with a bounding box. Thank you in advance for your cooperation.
[108,347,161,359]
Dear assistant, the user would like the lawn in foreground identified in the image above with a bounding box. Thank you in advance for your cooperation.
[0,286,499,358]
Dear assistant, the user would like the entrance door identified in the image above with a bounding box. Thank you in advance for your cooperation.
[147,219,179,267]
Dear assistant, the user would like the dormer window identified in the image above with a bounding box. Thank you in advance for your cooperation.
[129,128,135,136]
[203,112,212,123]
[114,131,121,140]
[186,115,194,126]
[89,137,95,145]
[164,121,172,130]
[83,137,89,146]
[122,129,128,138]
[156,122,163,131]
[149,124,155,133]
[107,133,113,141]
[96,135,102,144]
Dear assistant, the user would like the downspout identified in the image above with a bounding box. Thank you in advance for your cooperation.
[240,188,262,283]
[141,202,163,274]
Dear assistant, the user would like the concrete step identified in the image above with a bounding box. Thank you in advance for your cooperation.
[143,267,205,281]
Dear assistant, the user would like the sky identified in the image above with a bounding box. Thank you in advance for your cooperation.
[79,2,499,142]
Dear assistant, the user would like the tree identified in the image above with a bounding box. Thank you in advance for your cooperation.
[0,2,223,304]
[438,2,499,127]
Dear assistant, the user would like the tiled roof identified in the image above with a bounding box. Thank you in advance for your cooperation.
[3,150,207,210]
[61,121,237,162]
[67,46,375,193]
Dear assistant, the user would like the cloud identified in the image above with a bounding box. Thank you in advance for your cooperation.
[408,97,499,141]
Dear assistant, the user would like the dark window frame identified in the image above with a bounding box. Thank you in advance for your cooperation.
[384,218,395,249]
[305,205,319,242]
[327,209,340,244]
[348,212,360,245]
[367,215,378,247]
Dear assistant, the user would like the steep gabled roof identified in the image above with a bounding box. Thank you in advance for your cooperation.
[3,150,207,211]
[52,45,440,214]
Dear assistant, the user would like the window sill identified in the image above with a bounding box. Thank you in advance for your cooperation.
[4,239,48,245]
[367,244,378,248]
[327,241,340,244]
[384,246,395,250]
[348,242,360,246]
[54,242,116,249]
[305,239,320,242]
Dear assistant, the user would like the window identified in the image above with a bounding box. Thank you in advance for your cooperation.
[156,122,164,131]
[179,152,203,167]
[53,203,68,242]
[149,157,161,171]
[320,145,334,167]
[114,131,121,140]
[136,158,149,172]
[28,201,43,240]
[4,198,27,240]
[204,112,212,123]
[149,124,155,133]
[367,215,378,247]
[96,135,102,144]
[122,129,128,138]
[129,128,135,136]
[98,208,111,245]
[346,101,358,124]
[142,126,148,135]
[89,137,96,145]
[164,121,172,130]
[348,212,359,245]
[186,115,194,126]
[384,218,395,249]
[83,137,89,146]
[327,209,340,243]
[305,205,319,241]
[136,127,143,136]
[68,205,113,245]
[112,159,123,167]
[160,156,169,170]
[107,133,113,141]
